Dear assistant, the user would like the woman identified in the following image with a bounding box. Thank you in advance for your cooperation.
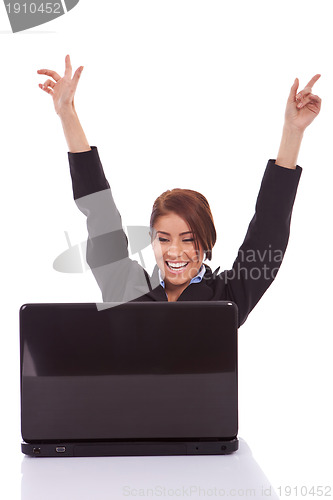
[37,55,321,326]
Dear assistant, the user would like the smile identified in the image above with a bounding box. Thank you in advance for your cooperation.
[166,261,189,272]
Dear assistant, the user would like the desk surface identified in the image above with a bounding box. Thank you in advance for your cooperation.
[20,438,279,500]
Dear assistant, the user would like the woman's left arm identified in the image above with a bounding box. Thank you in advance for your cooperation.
[276,74,322,169]
[220,75,322,327]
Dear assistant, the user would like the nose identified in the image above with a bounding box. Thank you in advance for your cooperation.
[166,242,184,259]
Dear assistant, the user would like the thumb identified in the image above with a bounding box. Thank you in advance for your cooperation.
[288,78,299,103]
[72,66,84,90]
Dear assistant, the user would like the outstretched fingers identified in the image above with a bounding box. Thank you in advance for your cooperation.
[37,56,83,109]
[72,66,84,90]
[296,74,321,102]
[64,54,72,79]
[288,78,299,102]
[305,74,321,89]
[37,69,61,82]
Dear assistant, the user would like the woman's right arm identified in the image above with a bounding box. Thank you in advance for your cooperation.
[37,54,90,153]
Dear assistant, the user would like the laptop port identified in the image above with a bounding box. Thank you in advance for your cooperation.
[55,446,66,453]
[33,447,41,455]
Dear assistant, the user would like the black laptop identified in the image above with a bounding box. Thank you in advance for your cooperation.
[20,301,238,457]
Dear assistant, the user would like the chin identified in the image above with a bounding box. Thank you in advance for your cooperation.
[165,272,191,286]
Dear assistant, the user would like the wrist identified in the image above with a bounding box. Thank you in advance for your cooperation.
[276,125,304,170]
[58,104,77,121]
[282,122,304,138]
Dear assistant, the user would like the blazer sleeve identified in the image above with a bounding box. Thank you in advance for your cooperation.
[68,147,154,305]
[220,159,302,326]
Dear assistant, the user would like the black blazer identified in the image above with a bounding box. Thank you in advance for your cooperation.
[68,147,302,327]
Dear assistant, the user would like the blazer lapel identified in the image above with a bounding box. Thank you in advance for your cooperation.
[177,268,215,301]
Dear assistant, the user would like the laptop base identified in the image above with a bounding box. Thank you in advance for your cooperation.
[22,438,239,457]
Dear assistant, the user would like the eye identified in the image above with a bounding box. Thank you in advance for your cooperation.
[158,237,169,242]
[183,238,194,242]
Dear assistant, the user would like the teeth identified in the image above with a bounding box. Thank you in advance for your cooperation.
[168,262,188,269]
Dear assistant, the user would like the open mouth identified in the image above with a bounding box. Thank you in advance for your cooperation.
[166,261,189,272]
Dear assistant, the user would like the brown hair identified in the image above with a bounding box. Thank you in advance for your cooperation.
[150,188,217,260]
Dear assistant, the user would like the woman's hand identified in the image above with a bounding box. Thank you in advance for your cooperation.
[276,74,322,169]
[284,74,322,133]
[37,55,90,153]
[37,54,83,117]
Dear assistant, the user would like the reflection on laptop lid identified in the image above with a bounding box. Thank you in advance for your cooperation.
[20,301,238,457]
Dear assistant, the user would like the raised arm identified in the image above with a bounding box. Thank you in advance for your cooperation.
[37,54,90,153]
[38,56,153,306]
[222,75,322,326]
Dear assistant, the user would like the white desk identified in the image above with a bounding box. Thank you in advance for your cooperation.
[21,438,279,499]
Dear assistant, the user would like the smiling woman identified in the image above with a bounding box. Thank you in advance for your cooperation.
[152,213,205,302]
[150,189,216,302]
[150,188,217,260]
[37,55,322,326]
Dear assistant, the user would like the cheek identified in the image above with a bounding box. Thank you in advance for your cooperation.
[152,240,163,259]
[188,247,203,262]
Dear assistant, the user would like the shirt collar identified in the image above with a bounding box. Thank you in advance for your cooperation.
[158,264,206,289]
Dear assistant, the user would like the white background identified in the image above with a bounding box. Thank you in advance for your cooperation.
[0,1,332,498]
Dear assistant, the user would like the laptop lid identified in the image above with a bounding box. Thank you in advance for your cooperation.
[20,301,238,453]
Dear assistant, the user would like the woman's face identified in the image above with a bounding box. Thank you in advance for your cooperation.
[151,212,204,289]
